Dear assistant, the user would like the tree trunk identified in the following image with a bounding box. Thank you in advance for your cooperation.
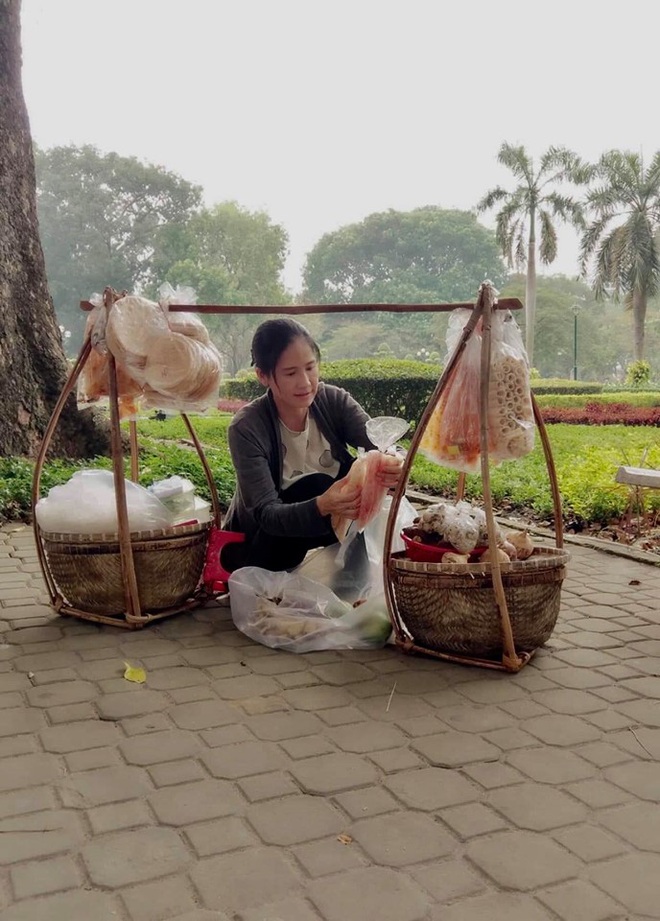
[632,287,646,360]
[0,0,107,458]
[524,208,537,363]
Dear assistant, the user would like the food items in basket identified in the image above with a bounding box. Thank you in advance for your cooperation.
[480,546,511,563]
[506,529,535,560]
[413,500,498,553]
[402,502,539,564]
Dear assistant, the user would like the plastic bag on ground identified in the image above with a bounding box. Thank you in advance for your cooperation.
[228,567,392,652]
[35,470,174,534]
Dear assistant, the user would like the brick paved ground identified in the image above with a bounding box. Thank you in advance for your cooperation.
[1,523,659,921]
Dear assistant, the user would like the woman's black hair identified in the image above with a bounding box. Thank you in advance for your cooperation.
[250,317,321,376]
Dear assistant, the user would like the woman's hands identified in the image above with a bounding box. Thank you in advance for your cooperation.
[376,453,404,490]
[316,476,361,520]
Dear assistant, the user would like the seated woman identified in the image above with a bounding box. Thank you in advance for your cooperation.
[223,317,402,571]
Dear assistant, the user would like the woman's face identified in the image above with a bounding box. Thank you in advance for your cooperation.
[257,336,319,415]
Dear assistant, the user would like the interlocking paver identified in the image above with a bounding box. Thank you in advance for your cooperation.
[247,795,345,845]
[598,801,660,851]
[488,782,588,830]
[290,752,378,793]
[120,728,202,765]
[10,854,82,899]
[537,879,625,921]
[385,767,479,809]
[467,829,581,889]
[0,752,63,792]
[589,853,660,917]
[149,779,245,825]
[428,892,555,921]
[2,526,660,921]
[82,826,192,887]
[293,837,368,877]
[0,889,123,921]
[184,815,257,857]
[0,809,85,864]
[149,758,206,787]
[120,875,201,921]
[411,730,501,766]
[604,761,660,800]
[552,823,629,861]
[201,739,287,778]
[192,847,302,913]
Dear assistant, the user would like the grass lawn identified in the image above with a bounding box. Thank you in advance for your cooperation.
[6,409,658,527]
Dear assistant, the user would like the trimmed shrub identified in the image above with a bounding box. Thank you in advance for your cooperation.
[221,358,441,424]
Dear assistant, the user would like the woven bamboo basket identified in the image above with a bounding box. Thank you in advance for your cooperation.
[390,547,569,659]
[382,281,568,671]
[41,522,210,617]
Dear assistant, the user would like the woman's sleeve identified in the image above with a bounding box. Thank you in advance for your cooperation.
[228,421,333,539]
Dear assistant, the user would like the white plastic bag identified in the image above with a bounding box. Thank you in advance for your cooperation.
[228,567,392,652]
[296,494,417,603]
[35,470,174,534]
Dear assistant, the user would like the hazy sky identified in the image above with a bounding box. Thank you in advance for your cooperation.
[19,0,657,294]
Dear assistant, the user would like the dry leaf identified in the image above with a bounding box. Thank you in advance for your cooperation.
[123,661,146,684]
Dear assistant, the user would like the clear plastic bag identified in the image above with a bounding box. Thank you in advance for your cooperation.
[419,308,482,473]
[332,416,409,538]
[35,470,174,534]
[76,301,144,419]
[419,306,534,472]
[301,494,417,603]
[488,311,535,462]
[87,287,222,416]
[228,567,392,652]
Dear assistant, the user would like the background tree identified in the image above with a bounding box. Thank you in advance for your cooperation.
[499,274,629,381]
[580,149,660,361]
[477,143,588,363]
[35,144,202,346]
[0,0,105,457]
[302,207,506,360]
[159,202,291,374]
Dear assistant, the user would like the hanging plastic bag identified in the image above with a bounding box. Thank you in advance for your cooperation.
[419,300,534,472]
[419,308,483,473]
[228,567,392,652]
[76,297,144,419]
[488,311,535,462]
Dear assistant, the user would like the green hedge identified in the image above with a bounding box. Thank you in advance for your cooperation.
[534,391,660,409]
[530,380,604,395]
[221,359,441,426]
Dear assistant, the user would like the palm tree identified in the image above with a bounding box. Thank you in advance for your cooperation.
[580,150,660,361]
[477,143,588,363]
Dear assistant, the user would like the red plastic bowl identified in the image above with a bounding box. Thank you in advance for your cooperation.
[400,529,487,563]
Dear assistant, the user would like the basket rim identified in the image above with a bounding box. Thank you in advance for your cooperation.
[40,520,211,544]
[390,545,570,575]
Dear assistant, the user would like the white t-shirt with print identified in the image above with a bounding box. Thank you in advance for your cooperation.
[279,416,340,489]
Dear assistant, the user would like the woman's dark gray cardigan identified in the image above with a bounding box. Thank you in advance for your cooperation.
[223,383,374,542]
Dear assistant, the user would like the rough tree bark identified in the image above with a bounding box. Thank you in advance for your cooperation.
[0,0,107,457]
